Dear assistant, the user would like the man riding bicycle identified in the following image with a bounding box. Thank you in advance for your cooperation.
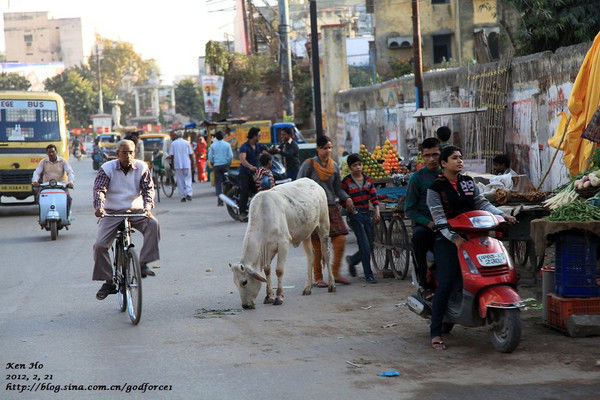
[92,140,161,300]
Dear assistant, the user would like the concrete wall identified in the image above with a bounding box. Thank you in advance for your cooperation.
[334,41,591,190]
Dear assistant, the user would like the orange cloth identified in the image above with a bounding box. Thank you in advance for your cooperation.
[549,31,600,174]
[311,235,346,281]
[195,137,208,181]
[311,158,335,182]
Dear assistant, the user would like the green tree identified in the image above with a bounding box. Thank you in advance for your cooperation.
[205,41,232,75]
[44,69,96,128]
[502,0,600,55]
[0,72,31,90]
[349,67,376,88]
[175,78,204,121]
[292,64,313,122]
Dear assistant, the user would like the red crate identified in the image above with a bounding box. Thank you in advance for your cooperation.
[546,293,600,333]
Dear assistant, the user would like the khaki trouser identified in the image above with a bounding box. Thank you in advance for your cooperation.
[92,210,160,281]
[311,235,346,281]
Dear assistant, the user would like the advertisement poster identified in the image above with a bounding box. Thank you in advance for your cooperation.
[201,75,224,114]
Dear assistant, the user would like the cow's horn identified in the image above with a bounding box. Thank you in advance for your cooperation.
[248,269,267,283]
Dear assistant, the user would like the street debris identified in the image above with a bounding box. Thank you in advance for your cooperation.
[345,361,362,368]
[522,297,543,311]
[205,268,213,272]
[346,358,371,368]
[194,308,242,319]
[382,322,398,328]
[361,305,372,310]
[377,370,401,377]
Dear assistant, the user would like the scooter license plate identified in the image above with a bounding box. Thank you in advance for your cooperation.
[476,252,506,267]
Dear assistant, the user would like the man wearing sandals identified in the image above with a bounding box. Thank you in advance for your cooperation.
[404,137,442,301]
[92,140,161,300]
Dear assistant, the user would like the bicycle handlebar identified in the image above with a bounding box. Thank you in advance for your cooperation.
[101,212,148,218]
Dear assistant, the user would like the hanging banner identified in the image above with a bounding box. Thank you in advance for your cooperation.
[201,75,224,114]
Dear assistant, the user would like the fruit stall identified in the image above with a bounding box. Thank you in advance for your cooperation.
[343,141,413,280]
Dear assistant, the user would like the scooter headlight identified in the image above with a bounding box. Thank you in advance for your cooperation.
[462,250,479,274]
[49,179,57,186]
[469,216,495,228]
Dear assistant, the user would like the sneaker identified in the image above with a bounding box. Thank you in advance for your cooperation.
[141,264,155,278]
[96,282,117,300]
[180,198,187,202]
[366,276,377,284]
[346,255,357,277]
[186,195,192,201]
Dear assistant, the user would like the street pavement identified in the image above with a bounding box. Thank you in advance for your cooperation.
[0,157,599,400]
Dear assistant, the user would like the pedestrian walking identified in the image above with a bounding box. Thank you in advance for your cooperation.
[195,134,208,182]
[297,135,352,287]
[341,153,380,283]
[208,131,233,206]
[168,130,194,202]
[271,126,299,180]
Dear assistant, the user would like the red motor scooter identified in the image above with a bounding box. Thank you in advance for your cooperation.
[407,210,524,353]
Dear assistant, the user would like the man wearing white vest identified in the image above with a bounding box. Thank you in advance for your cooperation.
[32,144,75,216]
[167,130,194,202]
[92,140,161,300]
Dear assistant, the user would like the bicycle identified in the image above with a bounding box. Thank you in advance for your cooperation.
[160,167,176,198]
[150,152,161,203]
[103,212,145,325]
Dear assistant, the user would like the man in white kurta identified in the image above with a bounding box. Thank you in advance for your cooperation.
[168,131,194,202]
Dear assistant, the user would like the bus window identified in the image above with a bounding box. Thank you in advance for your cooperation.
[0,100,61,142]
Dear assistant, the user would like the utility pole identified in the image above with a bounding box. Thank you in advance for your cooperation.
[241,0,251,54]
[411,0,423,109]
[95,41,104,113]
[278,0,294,119]
[247,0,258,53]
[309,0,323,138]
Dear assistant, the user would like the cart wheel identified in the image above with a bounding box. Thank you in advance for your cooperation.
[371,219,388,278]
[387,216,410,280]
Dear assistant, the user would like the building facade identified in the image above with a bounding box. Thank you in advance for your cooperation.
[3,12,84,68]
[372,0,500,77]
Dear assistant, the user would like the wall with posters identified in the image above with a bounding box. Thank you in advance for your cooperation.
[334,41,591,190]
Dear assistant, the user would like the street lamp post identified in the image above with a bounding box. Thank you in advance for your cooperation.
[95,41,104,114]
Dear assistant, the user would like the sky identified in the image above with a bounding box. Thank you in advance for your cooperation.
[0,0,236,84]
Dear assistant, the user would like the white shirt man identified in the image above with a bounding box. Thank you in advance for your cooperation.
[32,144,75,215]
[168,132,194,202]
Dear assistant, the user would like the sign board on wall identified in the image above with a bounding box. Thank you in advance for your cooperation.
[201,75,225,114]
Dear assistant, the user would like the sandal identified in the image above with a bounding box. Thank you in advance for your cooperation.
[419,287,434,301]
[431,337,447,350]
[96,283,117,300]
[313,280,328,288]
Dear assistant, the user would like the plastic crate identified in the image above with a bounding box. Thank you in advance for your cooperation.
[546,293,600,333]
[554,232,600,297]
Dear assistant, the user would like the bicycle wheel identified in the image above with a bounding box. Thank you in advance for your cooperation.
[125,247,142,325]
[371,219,388,276]
[387,217,410,280]
[161,170,175,198]
[152,171,161,203]
[115,247,127,312]
[509,239,528,266]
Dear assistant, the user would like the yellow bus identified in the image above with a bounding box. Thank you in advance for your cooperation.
[0,91,69,204]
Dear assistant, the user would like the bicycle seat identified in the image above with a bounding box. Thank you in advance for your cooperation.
[117,220,126,232]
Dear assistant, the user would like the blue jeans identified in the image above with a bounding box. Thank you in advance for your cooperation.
[346,210,375,279]
[430,234,462,338]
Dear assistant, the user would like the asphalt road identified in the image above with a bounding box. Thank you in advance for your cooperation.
[0,157,598,400]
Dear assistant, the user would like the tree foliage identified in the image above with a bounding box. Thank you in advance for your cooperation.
[205,41,232,75]
[175,79,204,121]
[227,53,278,94]
[0,72,31,90]
[44,69,96,128]
[349,67,375,88]
[293,64,313,122]
[504,0,600,55]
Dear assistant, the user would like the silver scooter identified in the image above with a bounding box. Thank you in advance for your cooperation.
[38,179,70,240]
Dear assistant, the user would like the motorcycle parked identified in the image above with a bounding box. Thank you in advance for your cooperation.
[406,210,524,353]
[38,179,70,240]
[220,158,289,221]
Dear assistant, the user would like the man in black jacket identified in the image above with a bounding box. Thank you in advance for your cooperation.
[272,126,299,180]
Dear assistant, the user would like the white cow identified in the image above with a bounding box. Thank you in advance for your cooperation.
[230,178,333,309]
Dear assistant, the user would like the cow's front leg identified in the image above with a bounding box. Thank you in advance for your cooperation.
[263,265,274,304]
[301,238,313,295]
[321,234,335,293]
[273,244,288,305]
